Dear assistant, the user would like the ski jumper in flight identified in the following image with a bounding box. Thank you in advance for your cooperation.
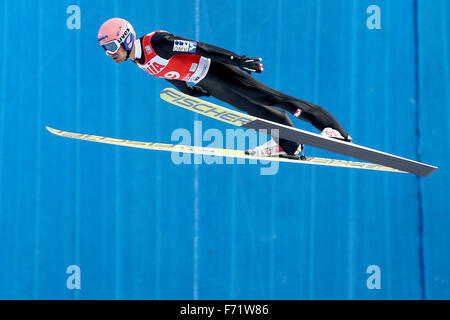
[97,18,352,156]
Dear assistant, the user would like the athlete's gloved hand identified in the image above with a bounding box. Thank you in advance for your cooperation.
[238,56,264,74]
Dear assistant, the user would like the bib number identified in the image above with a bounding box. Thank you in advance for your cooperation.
[164,71,180,79]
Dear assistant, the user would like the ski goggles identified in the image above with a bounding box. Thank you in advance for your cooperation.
[100,25,134,55]
[101,40,122,55]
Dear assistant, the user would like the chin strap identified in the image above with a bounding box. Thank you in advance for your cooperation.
[123,41,134,61]
[125,49,132,60]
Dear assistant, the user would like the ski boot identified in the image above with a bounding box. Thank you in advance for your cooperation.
[245,138,305,159]
[321,127,352,142]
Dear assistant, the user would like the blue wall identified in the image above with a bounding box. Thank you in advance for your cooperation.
[0,0,448,299]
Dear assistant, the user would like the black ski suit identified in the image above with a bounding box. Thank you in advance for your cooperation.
[135,32,350,155]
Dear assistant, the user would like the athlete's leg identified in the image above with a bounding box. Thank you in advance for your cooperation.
[200,61,350,140]
[199,62,300,154]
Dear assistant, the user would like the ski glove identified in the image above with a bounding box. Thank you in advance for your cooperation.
[238,56,264,74]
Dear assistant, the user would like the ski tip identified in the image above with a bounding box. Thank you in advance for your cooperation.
[423,166,439,177]
[45,126,60,135]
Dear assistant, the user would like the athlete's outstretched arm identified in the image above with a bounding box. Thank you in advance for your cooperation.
[151,32,264,73]
[165,79,210,97]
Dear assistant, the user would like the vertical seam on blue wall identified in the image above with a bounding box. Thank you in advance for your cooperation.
[309,0,321,300]
[443,0,450,122]
[270,0,283,300]
[383,0,392,300]
[0,0,7,296]
[33,0,43,300]
[193,0,201,301]
[74,4,81,301]
[154,0,162,300]
[113,0,121,300]
[413,0,426,300]
[348,0,358,299]
[230,0,241,300]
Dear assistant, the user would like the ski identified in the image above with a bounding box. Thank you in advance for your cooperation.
[46,126,405,173]
[160,88,437,177]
